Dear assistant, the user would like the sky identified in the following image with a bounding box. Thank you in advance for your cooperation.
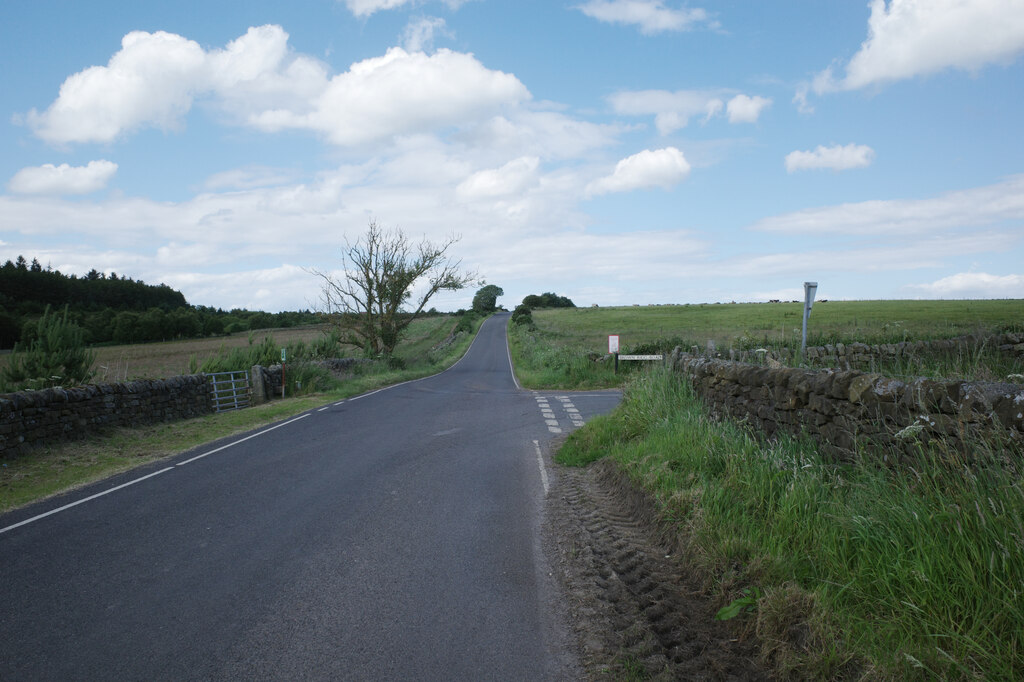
[2,0,1023,312]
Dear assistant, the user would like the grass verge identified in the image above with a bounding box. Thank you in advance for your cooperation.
[559,367,1023,679]
[1,315,483,515]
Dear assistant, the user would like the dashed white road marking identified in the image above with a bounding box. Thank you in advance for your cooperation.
[532,440,550,495]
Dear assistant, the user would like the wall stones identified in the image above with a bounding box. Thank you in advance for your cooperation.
[668,348,1024,462]
[0,375,212,457]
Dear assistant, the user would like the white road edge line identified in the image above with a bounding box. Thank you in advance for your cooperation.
[505,317,523,391]
[0,467,174,535]
[176,413,311,466]
[532,440,550,495]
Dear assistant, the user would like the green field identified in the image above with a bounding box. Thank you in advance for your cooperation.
[536,299,1024,353]
[509,300,1024,389]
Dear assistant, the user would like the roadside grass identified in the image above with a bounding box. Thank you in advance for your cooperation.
[559,367,1024,679]
[0,314,482,514]
[0,395,336,515]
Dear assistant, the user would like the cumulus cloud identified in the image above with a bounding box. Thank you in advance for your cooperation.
[575,0,715,34]
[27,31,207,143]
[725,94,771,123]
[908,272,1024,298]
[753,174,1024,234]
[587,147,690,196]
[456,157,539,200]
[8,160,118,195]
[784,143,875,172]
[24,26,526,148]
[253,47,529,146]
[609,89,769,133]
[813,0,1024,93]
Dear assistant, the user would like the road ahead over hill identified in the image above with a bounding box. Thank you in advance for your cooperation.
[0,313,620,680]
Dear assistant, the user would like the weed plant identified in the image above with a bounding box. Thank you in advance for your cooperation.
[560,367,1024,679]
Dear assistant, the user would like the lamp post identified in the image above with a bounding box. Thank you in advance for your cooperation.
[801,281,818,361]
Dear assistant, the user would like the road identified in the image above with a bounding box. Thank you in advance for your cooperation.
[0,313,620,680]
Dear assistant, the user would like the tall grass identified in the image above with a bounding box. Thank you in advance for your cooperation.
[560,367,1024,679]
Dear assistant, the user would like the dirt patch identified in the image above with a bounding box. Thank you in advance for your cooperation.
[544,457,770,680]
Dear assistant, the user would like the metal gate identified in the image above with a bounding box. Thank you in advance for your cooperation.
[207,370,251,412]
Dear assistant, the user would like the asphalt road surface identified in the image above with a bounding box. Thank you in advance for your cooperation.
[0,313,620,680]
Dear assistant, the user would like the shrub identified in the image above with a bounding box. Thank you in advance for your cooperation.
[1,305,96,391]
[511,304,534,327]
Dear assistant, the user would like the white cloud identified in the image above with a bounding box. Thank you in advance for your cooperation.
[456,156,539,200]
[203,166,296,191]
[344,0,412,17]
[8,160,118,195]
[753,174,1024,234]
[908,272,1024,298]
[342,0,470,18]
[27,31,207,143]
[813,0,1024,93]
[232,47,530,146]
[402,16,451,52]
[725,94,771,123]
[784,143,875,172]
[575,0,715,34]
[24,26,525,149]
[609,89,768,133]
[587,147,690,196]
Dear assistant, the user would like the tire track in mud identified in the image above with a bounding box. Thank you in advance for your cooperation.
[544,459,769,680]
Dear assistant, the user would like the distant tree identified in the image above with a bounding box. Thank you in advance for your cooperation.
[522,292,575,308]
[1,306,95,390]
[312,219,478,357]
[472,284,504,314]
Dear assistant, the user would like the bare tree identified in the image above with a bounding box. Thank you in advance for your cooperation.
[312,220,478,357]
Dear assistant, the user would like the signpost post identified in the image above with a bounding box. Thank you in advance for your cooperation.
[281,347,287,399]
[609,335,619,374]
[801,281,818,361]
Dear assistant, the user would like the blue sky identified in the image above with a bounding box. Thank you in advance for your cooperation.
[2,0,1023,312]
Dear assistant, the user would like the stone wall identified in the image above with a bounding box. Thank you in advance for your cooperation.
[668,348,1024,461]
[720,332,1024,370]
[0,375,212,457]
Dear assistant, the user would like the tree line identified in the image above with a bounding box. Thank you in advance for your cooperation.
[0,256,318,349]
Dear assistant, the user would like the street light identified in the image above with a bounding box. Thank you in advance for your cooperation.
[801,281,818,361]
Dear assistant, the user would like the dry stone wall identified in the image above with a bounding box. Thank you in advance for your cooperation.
[722,332,1024,369]
[668,348,1024,461]
[0,375,211,457]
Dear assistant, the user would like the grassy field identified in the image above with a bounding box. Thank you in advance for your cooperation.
[509,299,1024,389]
[536,299,1024,353]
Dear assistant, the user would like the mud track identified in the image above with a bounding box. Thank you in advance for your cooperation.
[544,458,770,680]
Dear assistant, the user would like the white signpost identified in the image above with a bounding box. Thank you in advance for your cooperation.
[801,281,818,360]
[609,335,662,373]
[281,347,287,398]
